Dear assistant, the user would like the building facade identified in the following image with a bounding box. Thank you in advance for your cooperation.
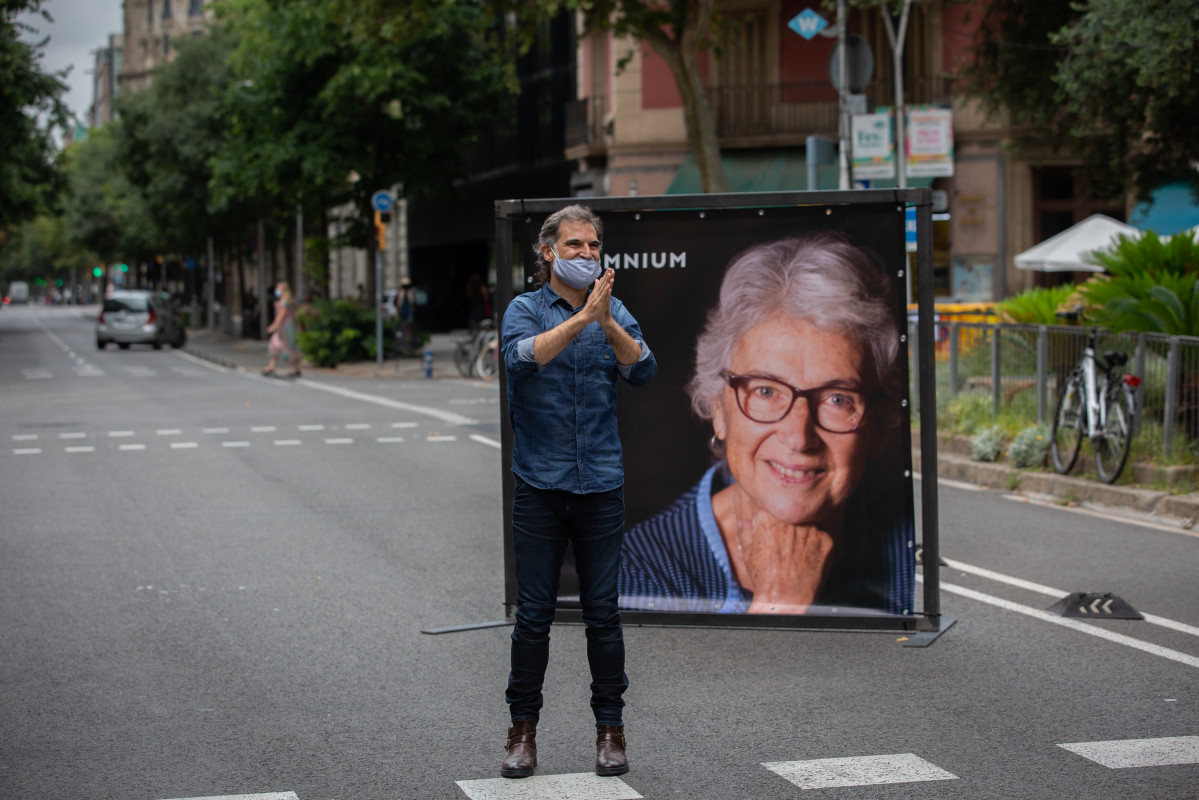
[89,34,123,129]
[561,0,1134,304]
[119,0,212,94]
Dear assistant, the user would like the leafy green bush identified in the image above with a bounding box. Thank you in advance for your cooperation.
[1008,423,1051,468]
[996,285,1079,324]
[970,424,1006,462]
[296,299,396,367]
[1081,230,1199,335]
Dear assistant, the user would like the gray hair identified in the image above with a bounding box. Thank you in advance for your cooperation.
[531,204,604,287]
[687,232,902,425]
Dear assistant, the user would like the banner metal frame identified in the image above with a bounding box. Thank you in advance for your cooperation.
[495,189,940,634]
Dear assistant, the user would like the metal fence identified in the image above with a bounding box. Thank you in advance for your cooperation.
[909,320,1199,460]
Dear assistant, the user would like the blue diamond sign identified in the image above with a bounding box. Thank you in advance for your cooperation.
[788,8,828,40]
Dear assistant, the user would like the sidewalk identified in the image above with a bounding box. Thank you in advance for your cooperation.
[183,326,467,380]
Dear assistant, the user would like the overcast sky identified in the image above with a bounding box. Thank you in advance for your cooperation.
[17,0,125,126]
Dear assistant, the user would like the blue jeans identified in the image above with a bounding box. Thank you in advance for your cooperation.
[507,476,627,727]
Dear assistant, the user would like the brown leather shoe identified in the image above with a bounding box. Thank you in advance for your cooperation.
[501,719,537,778]
[595,724,628,776]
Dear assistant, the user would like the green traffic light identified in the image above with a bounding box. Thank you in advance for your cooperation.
[119,263,129,272]
[93,267,103,277]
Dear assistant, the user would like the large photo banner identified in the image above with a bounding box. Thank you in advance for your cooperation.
[498,193,921,629]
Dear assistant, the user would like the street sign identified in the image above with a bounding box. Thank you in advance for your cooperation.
[788,8,828,40]
[828,34,875,94]
[371,190,394,213]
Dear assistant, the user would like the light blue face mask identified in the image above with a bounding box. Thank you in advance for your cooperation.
[551,247,602,290]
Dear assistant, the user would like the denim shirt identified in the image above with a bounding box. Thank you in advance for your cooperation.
[502,282,656,494]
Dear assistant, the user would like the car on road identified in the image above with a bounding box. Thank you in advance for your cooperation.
[7,281,30,305]
[96,290,187,350]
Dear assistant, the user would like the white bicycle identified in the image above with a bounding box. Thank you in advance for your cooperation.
[1050,327,1141,484]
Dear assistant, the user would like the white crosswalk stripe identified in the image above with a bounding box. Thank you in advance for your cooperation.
[1059,736,1199,769]
[763,753,958,790]
[456,773,642,800]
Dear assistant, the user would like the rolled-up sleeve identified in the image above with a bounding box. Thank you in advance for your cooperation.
[501,296,541,378]
[611,300,657,387]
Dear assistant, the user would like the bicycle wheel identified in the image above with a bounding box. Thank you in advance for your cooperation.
[453,341,476,378]
[474,331,499,381]
[1051,373,1085,474]
[1094,382,1134,484]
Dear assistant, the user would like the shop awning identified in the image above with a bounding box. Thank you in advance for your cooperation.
[666,150,933,195]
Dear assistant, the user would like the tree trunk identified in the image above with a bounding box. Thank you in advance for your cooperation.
[642,4,729,194]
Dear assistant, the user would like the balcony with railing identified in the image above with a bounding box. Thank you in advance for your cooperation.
[563,76,955,153]
[564,95,607,156]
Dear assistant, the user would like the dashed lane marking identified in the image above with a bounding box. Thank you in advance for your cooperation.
[170,442,199,449]
[14,448,41,455]
[763,753,958,790]
[297,425,324,431]
[427,435,457,442]
[222,441,250,448]
[251,426,277,433]
[456,772,642,800]
[120,444,146,451]
[274,440,302,446]
[470,434,501,449]
[323,438,353,445]
[376,437,405,443]
[108,430,135,437]
[12,434,38,441]
[344,423,371,430]
[157,429,183,436]
[59,432,87,439]
[1059,736,1199,769]
[65,446,95,453]
[203,428,230,434]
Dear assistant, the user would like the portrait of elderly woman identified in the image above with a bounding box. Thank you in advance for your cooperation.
[619,232,914,616]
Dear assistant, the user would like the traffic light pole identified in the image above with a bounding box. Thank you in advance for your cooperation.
[375,245,384,367]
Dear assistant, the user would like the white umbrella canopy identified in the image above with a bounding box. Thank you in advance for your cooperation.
[1014,214,1142,272]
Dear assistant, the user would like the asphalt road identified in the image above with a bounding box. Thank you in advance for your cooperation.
[2,305,1196,800]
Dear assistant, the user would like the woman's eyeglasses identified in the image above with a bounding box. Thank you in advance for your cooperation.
[721,371,869,433]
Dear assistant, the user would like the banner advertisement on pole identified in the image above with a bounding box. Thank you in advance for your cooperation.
[905,105,954,178]
[495,192,937,631]
[851,110,896,180]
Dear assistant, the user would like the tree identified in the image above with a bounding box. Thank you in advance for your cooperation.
[577,0,729,193]
[211,0,512,252]
[112,28,249,258]
[500,0,729,193]
[0,0,70,235]
[957,0,1199,203]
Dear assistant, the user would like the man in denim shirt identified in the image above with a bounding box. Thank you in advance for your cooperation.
[499,204,656,779]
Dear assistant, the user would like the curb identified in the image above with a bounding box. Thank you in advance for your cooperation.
[919,447,1199,525]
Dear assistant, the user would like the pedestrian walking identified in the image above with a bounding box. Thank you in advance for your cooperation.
[498,204,657,778]
[262,281,301,377]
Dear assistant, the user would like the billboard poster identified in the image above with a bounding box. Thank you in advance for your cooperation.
[906,105,954,178]
[498,195,919,628]
[852,110,896,180]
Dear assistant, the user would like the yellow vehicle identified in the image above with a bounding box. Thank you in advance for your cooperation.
[906,302,998,361]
